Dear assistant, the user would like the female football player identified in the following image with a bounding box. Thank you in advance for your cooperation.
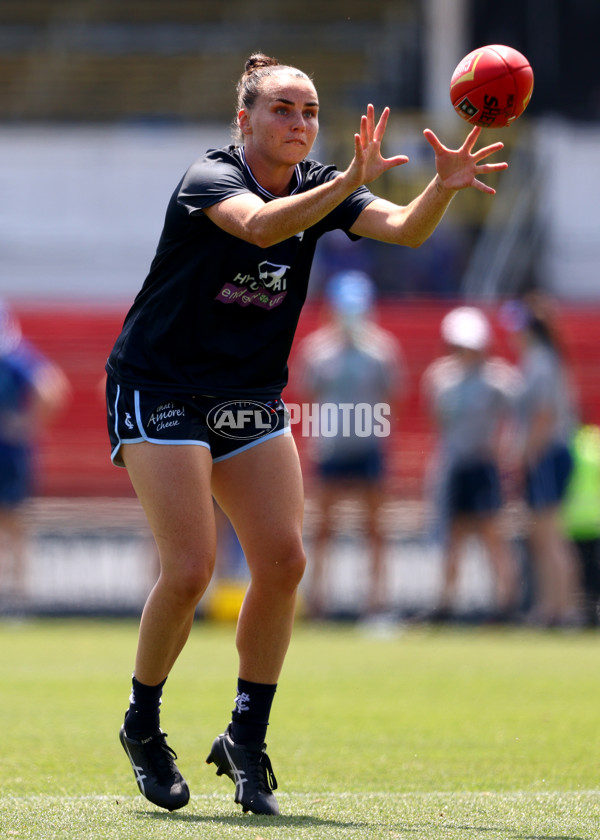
[106,52,507,815]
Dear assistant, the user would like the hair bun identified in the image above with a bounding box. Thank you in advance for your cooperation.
[245,53,279,74]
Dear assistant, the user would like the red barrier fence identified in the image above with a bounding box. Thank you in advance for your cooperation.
[14,301,600,498]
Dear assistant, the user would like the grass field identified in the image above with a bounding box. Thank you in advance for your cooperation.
[2,618,599,839]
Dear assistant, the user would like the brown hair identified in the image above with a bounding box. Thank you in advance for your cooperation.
[233,52,312,144]
[522,291,569,361]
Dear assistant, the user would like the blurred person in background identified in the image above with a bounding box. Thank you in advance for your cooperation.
[0,300,70,606]
[501,293,581,627]
[421,306,521,623]
[105,52,508,815]
[561,423,600,627]
[296,271,405,623]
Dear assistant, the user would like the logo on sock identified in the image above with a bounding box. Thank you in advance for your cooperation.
[235,692,251,713]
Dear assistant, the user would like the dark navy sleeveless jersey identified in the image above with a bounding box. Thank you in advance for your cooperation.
[106,145,377,398]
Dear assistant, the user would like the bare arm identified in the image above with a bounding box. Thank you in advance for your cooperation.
[351,125,508,247]
[203,105,409,249]
[203,175,361,249]
[204,109,506,250]
[349,181,453,248]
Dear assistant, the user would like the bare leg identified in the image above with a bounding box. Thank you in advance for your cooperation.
[435,516,469,614]
[476,514,519,614]
[362,482,386,615]
[122,442,217,685]
[307,482,339,618]
[0,507,28,600]
[212,434,306,684]
[529,507,581,623]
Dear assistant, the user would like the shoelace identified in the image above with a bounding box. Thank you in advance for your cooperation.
[145,732,180,782]
[256,751,278,793]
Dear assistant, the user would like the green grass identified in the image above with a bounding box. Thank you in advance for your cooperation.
[1,618,599,838]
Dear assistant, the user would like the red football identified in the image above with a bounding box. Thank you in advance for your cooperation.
[450,44,534,128]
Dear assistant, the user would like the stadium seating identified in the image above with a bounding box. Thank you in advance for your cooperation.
[0,0,417,121]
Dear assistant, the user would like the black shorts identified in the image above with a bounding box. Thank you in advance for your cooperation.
[106,375,290,467]
[446,459,503,516]
[317,449,384,482]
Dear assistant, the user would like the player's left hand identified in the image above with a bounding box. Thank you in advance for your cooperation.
[423,125,508,195]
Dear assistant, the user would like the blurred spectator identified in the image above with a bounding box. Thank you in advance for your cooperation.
[501,293,581,627]
[562,424,600,627]
[297,271,406,621]
[0,301,70,604]
[309,229,376,299]
[421,306,521,622]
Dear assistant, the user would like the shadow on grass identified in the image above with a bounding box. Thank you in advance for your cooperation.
[139,809,368,830]
[138,810,586,839]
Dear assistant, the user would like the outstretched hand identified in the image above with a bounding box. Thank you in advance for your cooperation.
[423,125,508,195]
[345,104,409,188]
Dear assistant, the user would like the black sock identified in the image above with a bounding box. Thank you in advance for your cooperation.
[230,678,277,746]
[124,675,167,739]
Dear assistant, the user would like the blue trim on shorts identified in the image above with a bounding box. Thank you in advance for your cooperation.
[212,425,291,463]
[114,438,211,467]
[133,390,209,449]
[109,385,210,467]
[106,375,289,467]
[109,384,144,467]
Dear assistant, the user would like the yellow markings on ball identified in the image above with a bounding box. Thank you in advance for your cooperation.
[450,51,484,90]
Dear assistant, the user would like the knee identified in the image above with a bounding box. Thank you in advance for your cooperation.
[252,538,306,593]
[159,550,215,606]
[283,543,307,589]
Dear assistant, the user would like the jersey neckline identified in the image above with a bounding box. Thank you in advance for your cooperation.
[239,147,303,199]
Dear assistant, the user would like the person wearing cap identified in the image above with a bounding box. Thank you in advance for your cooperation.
[0,301,70,606]
[296,271,406,621]
[421,306,521,622]
[500,293,580,627]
